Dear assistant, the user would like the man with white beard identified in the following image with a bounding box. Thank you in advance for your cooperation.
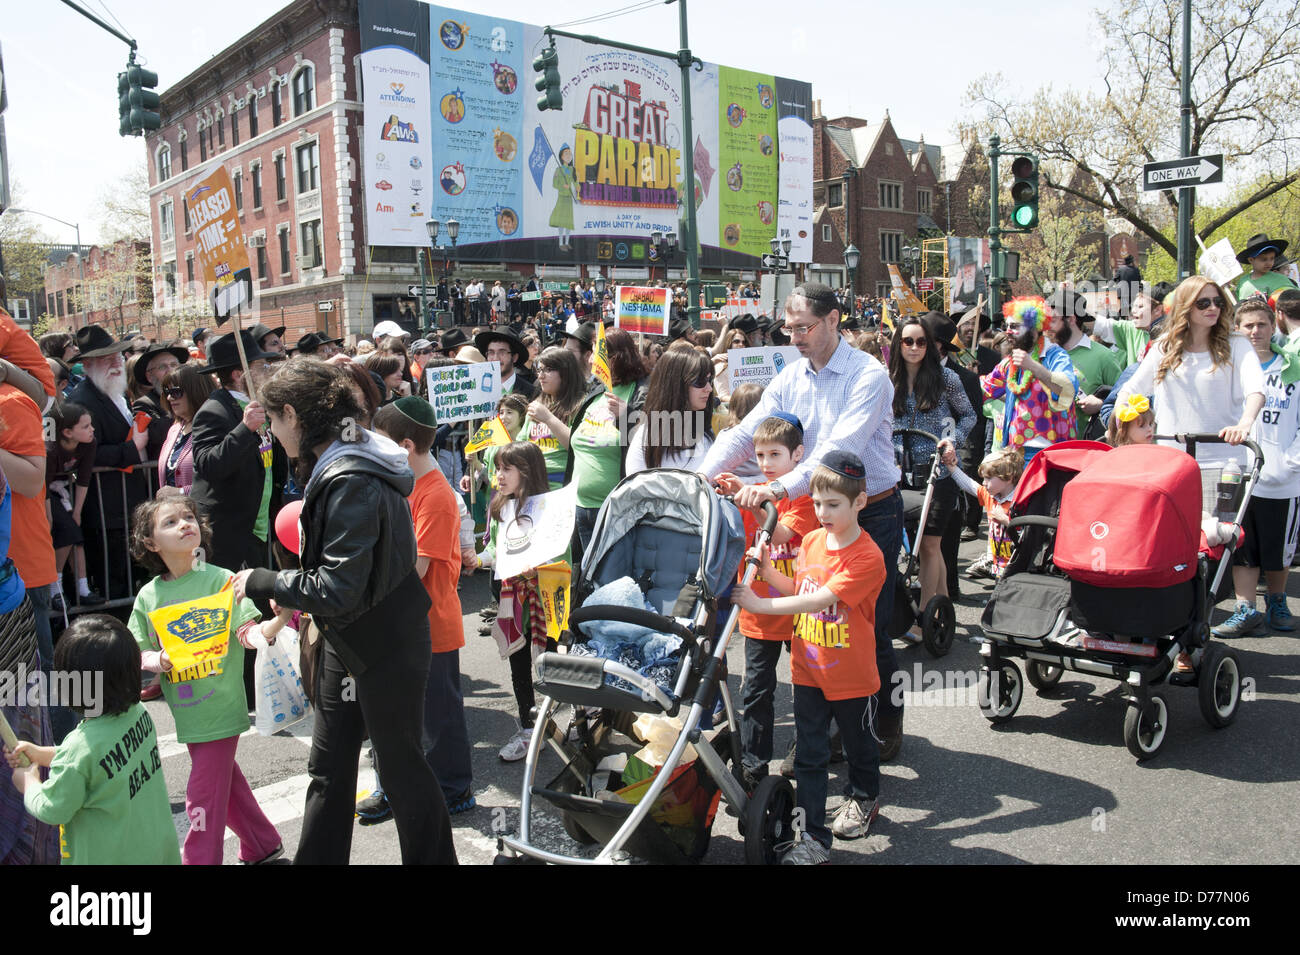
[66,326,152,601]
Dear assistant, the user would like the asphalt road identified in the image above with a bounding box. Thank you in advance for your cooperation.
[145,535,1300,865]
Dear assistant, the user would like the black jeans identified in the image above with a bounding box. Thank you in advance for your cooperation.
[792,685,880,848]
[296,636,456,865]
[741,636,788,773]
[858,489,904,723]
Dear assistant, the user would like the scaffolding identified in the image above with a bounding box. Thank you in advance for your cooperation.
[921,238,951,314]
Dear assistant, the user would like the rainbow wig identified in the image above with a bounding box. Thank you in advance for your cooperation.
[1003,297,1049,337]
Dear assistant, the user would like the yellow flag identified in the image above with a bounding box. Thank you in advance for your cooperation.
[593,320,613,390]
[881,298,894,332]
[148,587,235,683]
[465,416,512,455]
[536,561,572,639]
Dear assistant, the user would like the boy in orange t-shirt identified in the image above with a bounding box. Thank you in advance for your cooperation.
[717,413,817,785]
[735,450,885,864]
[359,398,475,822]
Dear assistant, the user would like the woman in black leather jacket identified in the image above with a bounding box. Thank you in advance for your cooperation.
[233,358,455,865]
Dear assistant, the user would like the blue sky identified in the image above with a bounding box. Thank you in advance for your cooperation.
[3,0,1107,242]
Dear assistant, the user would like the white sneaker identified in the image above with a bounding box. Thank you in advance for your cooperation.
[498,727,532,762]
[830,795,880,840]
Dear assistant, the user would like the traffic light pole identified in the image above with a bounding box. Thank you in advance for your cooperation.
[1176,0,1193,279]
[989,135,1002,327]
[59,0,137,51]
[543,0,705,326]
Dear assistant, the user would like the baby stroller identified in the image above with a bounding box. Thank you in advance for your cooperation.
[976,435,1258,761]
[495,470,793,864]
[889,428,957,656]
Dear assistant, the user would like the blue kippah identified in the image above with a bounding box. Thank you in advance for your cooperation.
[767,411,804,433]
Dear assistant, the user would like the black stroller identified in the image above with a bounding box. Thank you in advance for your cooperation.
[889,428,957,656]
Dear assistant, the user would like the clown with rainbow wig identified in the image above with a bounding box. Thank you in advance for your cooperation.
[981,297,1080,461]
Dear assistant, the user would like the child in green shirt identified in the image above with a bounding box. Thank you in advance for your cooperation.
[5,614,181,865]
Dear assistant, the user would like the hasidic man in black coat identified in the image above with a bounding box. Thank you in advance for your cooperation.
[66,325,152,600]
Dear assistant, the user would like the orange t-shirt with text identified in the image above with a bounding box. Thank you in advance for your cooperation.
[738,493,819,641]
[409,468,465,653]
[0,385,57,587]
[790,527,885,701]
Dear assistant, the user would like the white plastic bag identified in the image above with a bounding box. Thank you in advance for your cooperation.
[251,626,310,736]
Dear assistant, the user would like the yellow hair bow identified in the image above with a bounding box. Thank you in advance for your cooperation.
[1116,393,1150,423]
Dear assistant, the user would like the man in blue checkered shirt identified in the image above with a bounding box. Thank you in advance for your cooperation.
[699,282,907,761]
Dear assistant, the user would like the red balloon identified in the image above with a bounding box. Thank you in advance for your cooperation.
[275,500,303,555]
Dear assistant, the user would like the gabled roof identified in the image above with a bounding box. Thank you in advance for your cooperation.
[899,138,943,176]
[825,123,885,168]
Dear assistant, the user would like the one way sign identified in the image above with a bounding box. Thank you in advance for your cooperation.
[1142,154,1224,191]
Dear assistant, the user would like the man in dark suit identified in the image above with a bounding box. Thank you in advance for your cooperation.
[66,325,152,601]
[189,330,287,576]
[474,328,536,399]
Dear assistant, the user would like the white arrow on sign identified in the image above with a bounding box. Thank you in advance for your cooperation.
[1142,155,1223,190]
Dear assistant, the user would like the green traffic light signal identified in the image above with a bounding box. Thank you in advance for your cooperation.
[532,46,561,112]
[1009,155,1039,230]
[118,60,161,136]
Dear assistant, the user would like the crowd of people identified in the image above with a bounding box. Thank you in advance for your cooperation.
[0,232,1297,865]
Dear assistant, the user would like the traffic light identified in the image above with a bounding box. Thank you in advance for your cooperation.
[1009,155,1039,229]
[533,46,561,112]
[118,60,161,137]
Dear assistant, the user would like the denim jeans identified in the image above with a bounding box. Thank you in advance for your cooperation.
[858,489,904,722]
[792,685,880,849]
[741,636,787,773]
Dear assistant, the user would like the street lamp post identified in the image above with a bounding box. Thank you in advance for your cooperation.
[426,218,459,330]
[843,243,860,317]
[5,207,86,329]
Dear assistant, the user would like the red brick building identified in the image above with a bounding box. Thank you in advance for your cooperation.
[42,239,151,335]
[811,106,945,298]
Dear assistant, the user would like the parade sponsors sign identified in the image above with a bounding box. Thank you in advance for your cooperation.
[359,1,435,246]
[427,360,502,424]
[717,67,778,259]
[495,483,578,580]
[614,285,670,335]
[1198,238,1244,288]
[728,346,800,389]
[186,167,252,322]
[775,78,814,264]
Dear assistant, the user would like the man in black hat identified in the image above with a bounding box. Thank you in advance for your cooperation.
[293,331,343,359]
[66,325,153,600]
[131,340,190,460]
[437,327,469,359]
[474,328,536,399]
[1111,253,1142,318]
[248,322,287,355]
[1235,233,1297,301]
[667,318,696,345]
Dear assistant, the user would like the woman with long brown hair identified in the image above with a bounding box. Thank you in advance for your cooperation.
[625,346,715,474]
[522,346,586,488]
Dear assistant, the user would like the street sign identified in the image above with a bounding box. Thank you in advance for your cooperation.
[916,278,935,292]
[761,254,789,269]
[407,284,435,296]
[1142,154,1224,191]
[317,301,334,312]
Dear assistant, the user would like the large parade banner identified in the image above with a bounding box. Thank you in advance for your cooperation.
[359,0,812,263]
[186,166,252,320]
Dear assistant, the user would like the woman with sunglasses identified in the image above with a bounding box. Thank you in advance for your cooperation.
[156,365,217,497]
[625,347,716,475]
[888,318,975,642]
[1116,275,1265,472]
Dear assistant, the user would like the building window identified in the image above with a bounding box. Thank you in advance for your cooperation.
[278,226,291,274]
[230,112,239,147]
[159,199,174,242]
[274,154,287,201]
[180,139,188,172]
[879,230,903,263]
[157,145,171,182]
[272,83,282,125]
[885,143,894,156]
[252,163,263,209]
[822,224,831,242]
[200,132,208,162]
[234,171,244,213]
[47,294,54,316]
[876,282,891,298]
[207,125,214,154]
[217,116,224,148]
[248,98,259,137]
[185,254,194,287]
[256,244,268,281]
[300,219,322,269]
[828,183,842,207]
[56,290,64,317]
[878,181,902,209]
[292,66,315,116]
[183,198,191,234]
[917,189,932,214]
[296,142,319,194]
[163,261,176,298]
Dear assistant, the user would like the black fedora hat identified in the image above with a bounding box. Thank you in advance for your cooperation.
[667,318,693,342]
[1237,233,1290,264]
[248,322,287,349]
[133,341,190,386]
[292,331,344,355]
[728,313,759,336]
[438,328,469,353]
[474,328,529,365]
[73,324,133,360]
[557,321,597,350]
[197,330,286,374]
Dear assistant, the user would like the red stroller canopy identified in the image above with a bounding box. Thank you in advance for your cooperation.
[1011,440,1113,513]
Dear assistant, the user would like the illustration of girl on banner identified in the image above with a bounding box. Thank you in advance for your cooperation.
[549,143,581,248]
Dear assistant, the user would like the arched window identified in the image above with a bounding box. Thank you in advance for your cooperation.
[292,65,315,116]
[157,144,171,181]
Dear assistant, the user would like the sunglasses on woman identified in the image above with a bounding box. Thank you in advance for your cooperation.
[164,387,185,399]
[900,336,927,348]
[1194,296,1225,310]
[690,376,712,389]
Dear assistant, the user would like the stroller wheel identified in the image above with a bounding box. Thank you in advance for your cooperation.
[1197,645,1242,729]
[977,661,1023,723]
[744,775,796,866]
[1026,660,1064,691]
[1123,692,1169,761]
[921,596,956,657]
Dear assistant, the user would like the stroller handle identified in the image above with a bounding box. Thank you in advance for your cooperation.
[893,427,941,445]
[567,604,698,647]
[1006,515,1059,530]
[760,500,779,539]
[1155,433,1264,474]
